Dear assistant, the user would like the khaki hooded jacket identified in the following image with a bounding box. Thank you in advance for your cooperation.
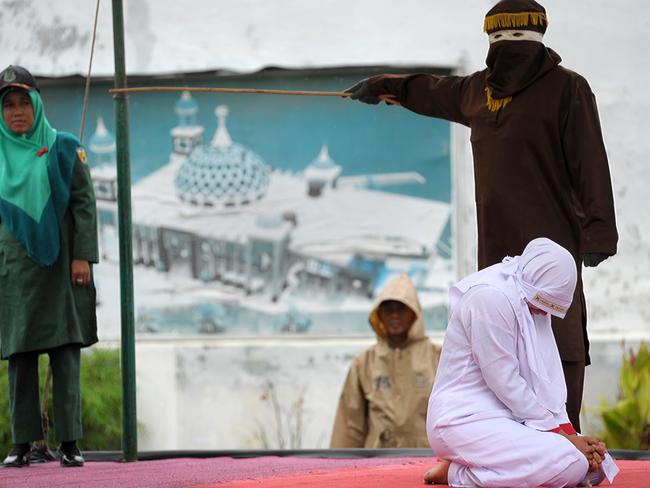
[330,274,441,448]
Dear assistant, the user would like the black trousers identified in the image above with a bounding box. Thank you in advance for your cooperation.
[8,344,82,444]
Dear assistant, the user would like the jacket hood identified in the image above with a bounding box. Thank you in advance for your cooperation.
[369,273,425,344]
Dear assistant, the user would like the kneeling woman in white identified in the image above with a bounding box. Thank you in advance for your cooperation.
[425,238,618,487]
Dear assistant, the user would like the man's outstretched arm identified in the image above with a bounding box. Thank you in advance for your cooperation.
[345,73,472,126]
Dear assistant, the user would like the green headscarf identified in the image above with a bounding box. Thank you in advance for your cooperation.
[0,89,57,221]
[0,88,77,266]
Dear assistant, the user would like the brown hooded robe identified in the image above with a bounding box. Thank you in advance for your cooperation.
[364,55,618,371]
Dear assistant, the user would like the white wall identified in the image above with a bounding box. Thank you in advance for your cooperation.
[127,333,642,450]
[133,336,380,449]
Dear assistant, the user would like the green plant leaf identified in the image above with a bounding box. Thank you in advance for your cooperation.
[600,342,650,450]
[635,342,650,372]
[602,410,630,448]
[620,360,638,398]
[638,369,650,422]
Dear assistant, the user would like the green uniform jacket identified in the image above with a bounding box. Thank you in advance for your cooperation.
[0,133,99,359]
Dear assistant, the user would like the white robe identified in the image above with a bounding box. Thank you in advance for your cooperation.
[427,285,617,488]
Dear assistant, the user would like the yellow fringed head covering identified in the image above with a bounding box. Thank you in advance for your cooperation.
[483,1,554,111]
[484,0,548,35]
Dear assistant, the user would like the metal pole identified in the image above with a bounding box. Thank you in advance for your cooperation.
[111,0,138,462]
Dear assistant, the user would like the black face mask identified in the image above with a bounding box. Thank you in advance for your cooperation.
[485,40,561,99]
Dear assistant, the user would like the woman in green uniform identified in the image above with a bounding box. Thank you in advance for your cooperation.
[0,65,98,468]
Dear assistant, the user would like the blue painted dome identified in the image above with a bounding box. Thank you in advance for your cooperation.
[174,105,270,207]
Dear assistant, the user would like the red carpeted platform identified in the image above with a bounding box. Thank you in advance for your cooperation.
[0,456,648,488]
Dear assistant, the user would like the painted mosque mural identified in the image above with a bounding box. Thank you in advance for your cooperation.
[90,91,453,335]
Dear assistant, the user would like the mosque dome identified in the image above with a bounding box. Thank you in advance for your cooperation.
[304,144,342,197]
[310,145,338,171]
[174,105,270,207]
[305,145,341,181]
[88,117,116,155]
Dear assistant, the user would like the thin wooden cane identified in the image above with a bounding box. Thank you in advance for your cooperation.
[108,86,401,104]
[110,86,350,96]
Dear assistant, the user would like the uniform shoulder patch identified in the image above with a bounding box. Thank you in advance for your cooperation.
[76,147,88,164]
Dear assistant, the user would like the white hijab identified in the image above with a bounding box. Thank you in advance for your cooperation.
[450,238,577,414]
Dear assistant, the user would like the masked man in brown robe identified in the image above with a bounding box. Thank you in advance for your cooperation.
[345,0,618,432]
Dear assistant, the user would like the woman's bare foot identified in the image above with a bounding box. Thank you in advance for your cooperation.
[423,458,451,484]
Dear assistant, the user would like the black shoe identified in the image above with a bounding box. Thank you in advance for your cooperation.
[2,443,31,468]
[57,444,84,467]
[28,443,57,463]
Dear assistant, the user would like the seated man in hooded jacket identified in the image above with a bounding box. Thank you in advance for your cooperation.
[330,273,441,448]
